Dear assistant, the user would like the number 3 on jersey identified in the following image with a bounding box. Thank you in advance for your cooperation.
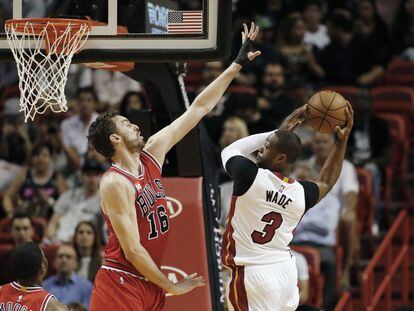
[251,212,283,244]
[148,205,170,239]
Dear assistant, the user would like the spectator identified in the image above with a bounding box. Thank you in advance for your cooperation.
[278,14,324,86]
[73,221,103,283]
[306,132,359,288]
[303,0,330,50]
[45,161,103,243]
[354,0,390,64]
[347,90,391,232]
[258,62,295,126]
[292,250,310,304]
[81,69,141,108]
[60,87,99,170]
[43,244,93,308]
[0,99,29,193]
[318,11,385,86]
[218,117,249,229]
[232,93,276,135]
[11,212,35,245]
[3,142,67,219]
[118,91,147,117]
[292,191,341,310]
[391,0,414,57]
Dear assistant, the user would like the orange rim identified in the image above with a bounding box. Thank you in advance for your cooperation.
[5,18,91,35]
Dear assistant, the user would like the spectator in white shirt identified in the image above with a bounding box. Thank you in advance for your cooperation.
[303,0,330,50]
[60,87,99,169]
[45,160,103,243]
[292,250,310,304]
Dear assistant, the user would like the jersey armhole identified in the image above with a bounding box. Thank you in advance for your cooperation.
[41,293,55,311]
[141,150,162,173]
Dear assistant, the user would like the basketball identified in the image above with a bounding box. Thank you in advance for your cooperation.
[306,90,349,134]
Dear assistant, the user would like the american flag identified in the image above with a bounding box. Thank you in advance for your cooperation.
[167,11,203,34]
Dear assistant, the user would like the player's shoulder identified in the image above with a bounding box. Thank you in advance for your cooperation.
[100,171,133,189]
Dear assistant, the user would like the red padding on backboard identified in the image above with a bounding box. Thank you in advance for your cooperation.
[161,177,212,311]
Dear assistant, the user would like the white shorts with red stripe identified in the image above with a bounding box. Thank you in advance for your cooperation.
[226,256,299,311]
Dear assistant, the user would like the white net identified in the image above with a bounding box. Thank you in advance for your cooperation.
[5,19,91,122]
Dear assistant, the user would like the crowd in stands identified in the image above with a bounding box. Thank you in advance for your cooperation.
[0,0,412,310]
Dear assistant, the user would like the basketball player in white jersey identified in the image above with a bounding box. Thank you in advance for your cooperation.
[221,105,354,310]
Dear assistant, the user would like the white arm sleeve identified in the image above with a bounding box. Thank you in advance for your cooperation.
[221,131,275,169]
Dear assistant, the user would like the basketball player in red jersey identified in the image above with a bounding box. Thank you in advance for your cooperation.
[87,23,262,311]
[0,242,67,311]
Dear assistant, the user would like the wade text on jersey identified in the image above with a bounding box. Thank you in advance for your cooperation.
[265,190,292,209]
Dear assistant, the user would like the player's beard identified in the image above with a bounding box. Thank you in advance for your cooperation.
[122,133,145,154]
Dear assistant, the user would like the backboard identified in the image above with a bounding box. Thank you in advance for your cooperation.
[0,0,231,62]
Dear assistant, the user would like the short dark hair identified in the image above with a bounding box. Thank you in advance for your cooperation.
[11,212,33,227]
[87,111,119,159]
[77,86,99,102]
[274,130,302,163]
[11,242,43,279]
[31,142,54,157]
[329,12,353,33]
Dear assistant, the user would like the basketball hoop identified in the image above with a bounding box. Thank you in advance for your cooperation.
[5,18,91,122]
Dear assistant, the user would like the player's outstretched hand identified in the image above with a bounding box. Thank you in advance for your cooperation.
[169,273,206,296]
[335,102,354,140]
[279,105,307,132]
[234,22,261,66]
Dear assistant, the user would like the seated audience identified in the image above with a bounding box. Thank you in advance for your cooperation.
[46,161,103,243]
[43,244,92,308]
[303,0,330,50]
[11,212,35,245]
[3,142,67,219]
[73,221,103,282]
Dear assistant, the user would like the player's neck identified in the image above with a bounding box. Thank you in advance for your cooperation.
[112,151,142,176]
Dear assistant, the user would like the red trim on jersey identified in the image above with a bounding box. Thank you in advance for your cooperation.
[273,172,295,184]
[102,259,143,277]
[41,293,54,311]
[228,266,248,311]
[141,150,162,173]
[222,196,237,268]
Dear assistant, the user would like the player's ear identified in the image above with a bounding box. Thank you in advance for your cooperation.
[109,133,121,145]
[277,153,287,164]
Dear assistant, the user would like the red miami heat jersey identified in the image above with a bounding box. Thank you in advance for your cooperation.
[0,282,55,311]
[102,150,170,276]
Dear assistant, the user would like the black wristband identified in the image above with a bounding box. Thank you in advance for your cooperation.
[234,39,253,67]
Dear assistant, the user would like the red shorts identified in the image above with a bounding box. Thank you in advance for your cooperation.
[90,267,166,311]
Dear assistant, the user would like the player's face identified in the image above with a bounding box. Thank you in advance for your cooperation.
[11,218,34,245]
[257,133,285,170]
[114,116,145,153]
[313,133,335,160]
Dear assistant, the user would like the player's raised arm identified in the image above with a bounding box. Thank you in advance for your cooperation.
[144,22,261,164]
[100,174,205,295]
[313,104,354,202]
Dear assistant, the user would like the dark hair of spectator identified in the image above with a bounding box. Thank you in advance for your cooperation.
[31,142,54,158]
[274,130,302,164]
[87,110,119,159]
[73,221,102,282]
[76,86,99,103]
[303,0,322,11]
[11,211,34,227]
[119,91,147,116]
[282,15,304,42]
[328,12,353,33]
[11,242,43,280]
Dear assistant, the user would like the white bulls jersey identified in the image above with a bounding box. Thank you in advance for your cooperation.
[221,157,318,268]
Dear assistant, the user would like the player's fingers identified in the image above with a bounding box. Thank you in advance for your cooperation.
[249,22,255,37]
[251,24,259,40]
[243,23,248,38]
[241,31,246,43]
[248,50,261,60]
[185,273,198,279]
